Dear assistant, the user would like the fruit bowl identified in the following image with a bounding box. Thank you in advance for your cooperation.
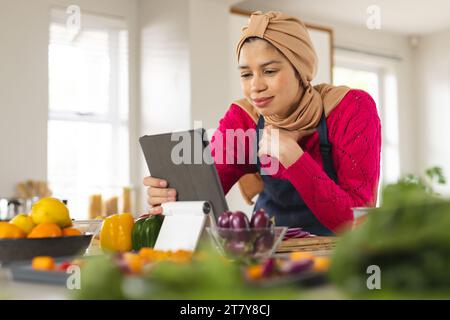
[206,226,287,262]
[0,235,93,264]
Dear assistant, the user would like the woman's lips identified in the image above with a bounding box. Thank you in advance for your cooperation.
[252,96,274,108]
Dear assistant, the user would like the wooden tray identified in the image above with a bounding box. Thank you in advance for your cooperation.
[276,236,338,254]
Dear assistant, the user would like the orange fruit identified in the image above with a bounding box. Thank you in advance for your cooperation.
[32,256,55,271]
[312,256,331,272]
[0,222,26,239]
[28,223,62,238]
[246,265,264,280]
[62,227,82,237]
[138,248,156,261]
[289,251,314,261]
[123,253,143,274]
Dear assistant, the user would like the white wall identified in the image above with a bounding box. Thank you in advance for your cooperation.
[415,27,450,195]
[137,0,235,213]
[138,0,191,213]
[0,0,139,200]
[0,0,49,197]
[139,0,191,135]
[189,0,231,130]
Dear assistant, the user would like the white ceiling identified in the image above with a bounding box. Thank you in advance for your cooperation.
[233,0,450,35]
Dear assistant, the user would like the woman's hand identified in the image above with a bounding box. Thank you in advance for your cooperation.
[258,125,315,168]
[143,176,177,214]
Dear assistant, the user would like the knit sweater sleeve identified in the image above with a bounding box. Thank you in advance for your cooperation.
[281,90,382,232]
[210,104,258,195]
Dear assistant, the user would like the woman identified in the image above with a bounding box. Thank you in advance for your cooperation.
[143,11,381,235]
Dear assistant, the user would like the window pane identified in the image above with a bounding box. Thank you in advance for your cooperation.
[48,17,130,219]
[49,23,110,114]
[333,65,401,188]
[118,30,129,122]
[333,66,380,109]
[48,120,129,219]
[118,125,130,185]
[383,145,400,184]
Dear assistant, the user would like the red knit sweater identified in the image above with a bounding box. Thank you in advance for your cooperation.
[210,89,382,232]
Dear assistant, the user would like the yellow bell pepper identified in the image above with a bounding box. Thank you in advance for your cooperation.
[100,213,134,252]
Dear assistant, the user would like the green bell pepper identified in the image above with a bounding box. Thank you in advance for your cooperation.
[132,216,148,251]
[132,214,164,251]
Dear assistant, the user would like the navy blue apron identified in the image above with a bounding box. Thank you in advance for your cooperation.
[253,112,337,236]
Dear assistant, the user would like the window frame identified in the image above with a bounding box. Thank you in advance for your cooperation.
[333,51,401,191]
[47,9,130,218]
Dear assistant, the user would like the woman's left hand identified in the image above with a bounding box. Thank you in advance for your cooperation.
[258,125,315,168]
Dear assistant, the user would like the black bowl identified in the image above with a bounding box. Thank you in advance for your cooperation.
[0,235,93,264]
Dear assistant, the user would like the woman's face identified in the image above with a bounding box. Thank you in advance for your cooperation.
[238,39,303,117]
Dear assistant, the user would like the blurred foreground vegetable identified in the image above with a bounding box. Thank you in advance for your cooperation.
[330,167,450,298]
[74,242,298,300]
[74,254,126,299]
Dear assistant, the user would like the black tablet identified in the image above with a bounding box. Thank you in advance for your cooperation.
[139,128,228,221]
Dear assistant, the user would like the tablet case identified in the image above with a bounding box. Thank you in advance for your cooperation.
[139,128,228,221]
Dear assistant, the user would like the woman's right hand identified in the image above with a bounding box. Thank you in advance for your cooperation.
[143,176,177,214]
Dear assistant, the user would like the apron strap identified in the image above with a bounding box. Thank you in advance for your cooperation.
[256,116,265,168]
[318,112,338,182]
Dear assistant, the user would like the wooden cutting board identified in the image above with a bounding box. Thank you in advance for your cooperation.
[276,236,338,253]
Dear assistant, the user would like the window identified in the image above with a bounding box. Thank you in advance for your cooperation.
[48,10,129,219]
[333,66,380,109]
[333,58,401,199]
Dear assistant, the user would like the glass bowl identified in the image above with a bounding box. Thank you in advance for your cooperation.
[72,220,102,237]
[351,207,376,229]
[206,226,287,261]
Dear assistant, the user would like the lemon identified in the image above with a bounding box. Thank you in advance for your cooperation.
[30,197,72,228]
[9,213,36,234]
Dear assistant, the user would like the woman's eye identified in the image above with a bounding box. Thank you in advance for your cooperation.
[264,69,277,75]
[240,73,252,78]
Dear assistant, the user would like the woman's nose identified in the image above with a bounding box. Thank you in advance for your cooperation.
[251,74,267,92]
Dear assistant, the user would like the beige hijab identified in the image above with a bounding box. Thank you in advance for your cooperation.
[235,11,351,204]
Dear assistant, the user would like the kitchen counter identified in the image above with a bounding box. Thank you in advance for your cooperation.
[0,267,69,299]
[1,272,344,300]
[0,236,341,300]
